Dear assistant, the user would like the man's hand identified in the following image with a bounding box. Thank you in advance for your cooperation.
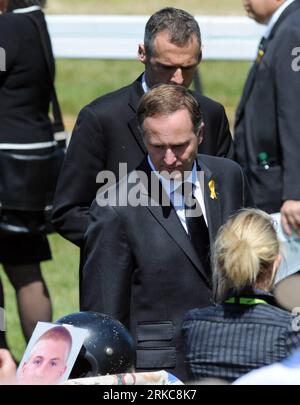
[0,349,16,385]
[281,200,300,235]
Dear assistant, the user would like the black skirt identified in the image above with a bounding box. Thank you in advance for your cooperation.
[0,211,51,265]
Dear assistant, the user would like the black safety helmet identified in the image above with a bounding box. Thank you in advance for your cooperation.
[56,312,135,379]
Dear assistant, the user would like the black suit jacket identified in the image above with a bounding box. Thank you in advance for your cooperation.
[234,0,300,213]
[81,155,253,381]
[52,78,234,247]
[0,10,54,144]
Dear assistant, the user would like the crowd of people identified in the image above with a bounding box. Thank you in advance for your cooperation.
[1,0,300,385]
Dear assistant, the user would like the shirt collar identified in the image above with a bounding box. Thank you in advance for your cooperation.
[263,0,295,38]
[147,155,199,198]
[141,73,150,94]
[13,5,41,13]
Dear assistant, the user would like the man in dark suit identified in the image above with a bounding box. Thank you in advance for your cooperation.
[52,7,234,248]
[81,85,253,381]
[235,0,300,235]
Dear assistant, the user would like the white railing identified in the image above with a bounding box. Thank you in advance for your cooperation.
[46,15,264,61]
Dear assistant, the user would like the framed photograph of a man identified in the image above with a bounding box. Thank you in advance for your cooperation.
[16,321,87,385]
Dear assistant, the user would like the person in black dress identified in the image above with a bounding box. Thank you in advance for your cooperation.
[0,0,54,344]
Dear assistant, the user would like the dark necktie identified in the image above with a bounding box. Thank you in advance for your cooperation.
[184,185,210,271]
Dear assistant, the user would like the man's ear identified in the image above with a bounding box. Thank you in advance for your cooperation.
[138,43,147,64]
[269,254,281,289]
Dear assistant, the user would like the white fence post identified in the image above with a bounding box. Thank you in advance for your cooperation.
[46,15,265,61]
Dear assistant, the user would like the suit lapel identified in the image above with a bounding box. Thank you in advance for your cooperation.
[128,77,147,154]
[235,37,267,125]
[235,62,260,125]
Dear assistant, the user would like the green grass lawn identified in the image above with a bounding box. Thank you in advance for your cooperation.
[56,59,251,130]
[200,60,250,127]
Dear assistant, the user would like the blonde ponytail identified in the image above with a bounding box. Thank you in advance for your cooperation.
[213,209,280,303]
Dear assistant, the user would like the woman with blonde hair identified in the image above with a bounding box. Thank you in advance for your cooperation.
[183,208,300,383]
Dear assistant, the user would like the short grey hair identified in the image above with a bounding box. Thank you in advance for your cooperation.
[144,7,201,59]
[138,84,203,137]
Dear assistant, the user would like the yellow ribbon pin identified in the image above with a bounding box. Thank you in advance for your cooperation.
[208,180,217,200]
[256,49,264,63]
